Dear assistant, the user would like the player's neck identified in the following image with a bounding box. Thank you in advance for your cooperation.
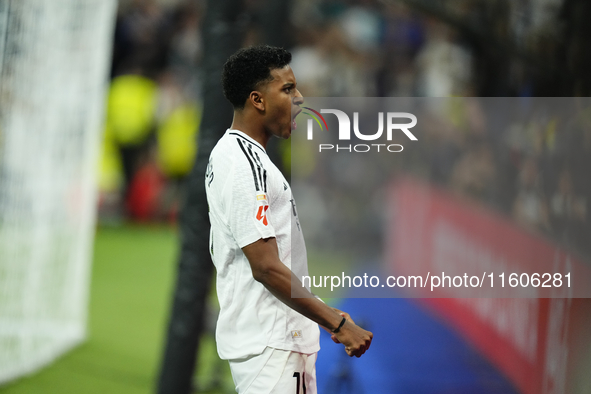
[230,111,269,149]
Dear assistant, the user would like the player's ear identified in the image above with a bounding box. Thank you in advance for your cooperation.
[249,91,265,112]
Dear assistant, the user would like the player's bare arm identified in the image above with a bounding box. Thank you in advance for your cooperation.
[242,237,373,358]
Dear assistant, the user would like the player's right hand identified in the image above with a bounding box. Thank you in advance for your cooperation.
[334,320,373,358]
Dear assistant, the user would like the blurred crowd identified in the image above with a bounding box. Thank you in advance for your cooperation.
[99,0,204,222]
[98,0,590,260]
[423,98,590,258]
[289,0,581,97]
[294,97,590,263]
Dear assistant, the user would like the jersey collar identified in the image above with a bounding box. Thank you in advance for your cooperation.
[227,129,267,153]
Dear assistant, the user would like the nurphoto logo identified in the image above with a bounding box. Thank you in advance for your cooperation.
[300,107,418,153]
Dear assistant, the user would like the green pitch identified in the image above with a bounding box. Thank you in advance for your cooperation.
[0,225,233,394]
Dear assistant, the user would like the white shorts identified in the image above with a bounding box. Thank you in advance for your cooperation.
[228,347,317,394]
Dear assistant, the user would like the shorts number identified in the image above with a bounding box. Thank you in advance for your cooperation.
[293,372,306,394]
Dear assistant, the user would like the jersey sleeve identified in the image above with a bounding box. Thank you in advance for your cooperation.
[227,153,276,248]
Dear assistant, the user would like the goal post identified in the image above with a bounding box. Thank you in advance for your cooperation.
[0,0,117,384]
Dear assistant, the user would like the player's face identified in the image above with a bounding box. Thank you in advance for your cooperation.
[262,65,303,140]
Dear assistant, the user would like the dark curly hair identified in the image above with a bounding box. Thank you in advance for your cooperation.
[222,45,292,109]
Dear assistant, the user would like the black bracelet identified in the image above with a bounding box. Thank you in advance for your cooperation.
[331,317,347,333]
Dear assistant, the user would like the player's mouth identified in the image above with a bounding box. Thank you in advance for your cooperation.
[291,109,302,130]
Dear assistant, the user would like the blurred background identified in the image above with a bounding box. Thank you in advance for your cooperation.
[0,0,590,393]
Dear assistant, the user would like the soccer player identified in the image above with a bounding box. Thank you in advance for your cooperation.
[205,45,373,394]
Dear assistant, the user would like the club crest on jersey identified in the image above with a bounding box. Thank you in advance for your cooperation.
[291,330,303,339]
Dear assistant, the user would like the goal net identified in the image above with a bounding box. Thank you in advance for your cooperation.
[0,0,116,384]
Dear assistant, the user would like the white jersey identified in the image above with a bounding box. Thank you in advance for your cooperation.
[205,129,320,360]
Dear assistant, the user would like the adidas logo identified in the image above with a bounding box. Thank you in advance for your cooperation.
[291,330,302,339]
[283,182,288,191]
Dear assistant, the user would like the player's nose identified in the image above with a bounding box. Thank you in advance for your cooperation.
[293,89,304,105]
